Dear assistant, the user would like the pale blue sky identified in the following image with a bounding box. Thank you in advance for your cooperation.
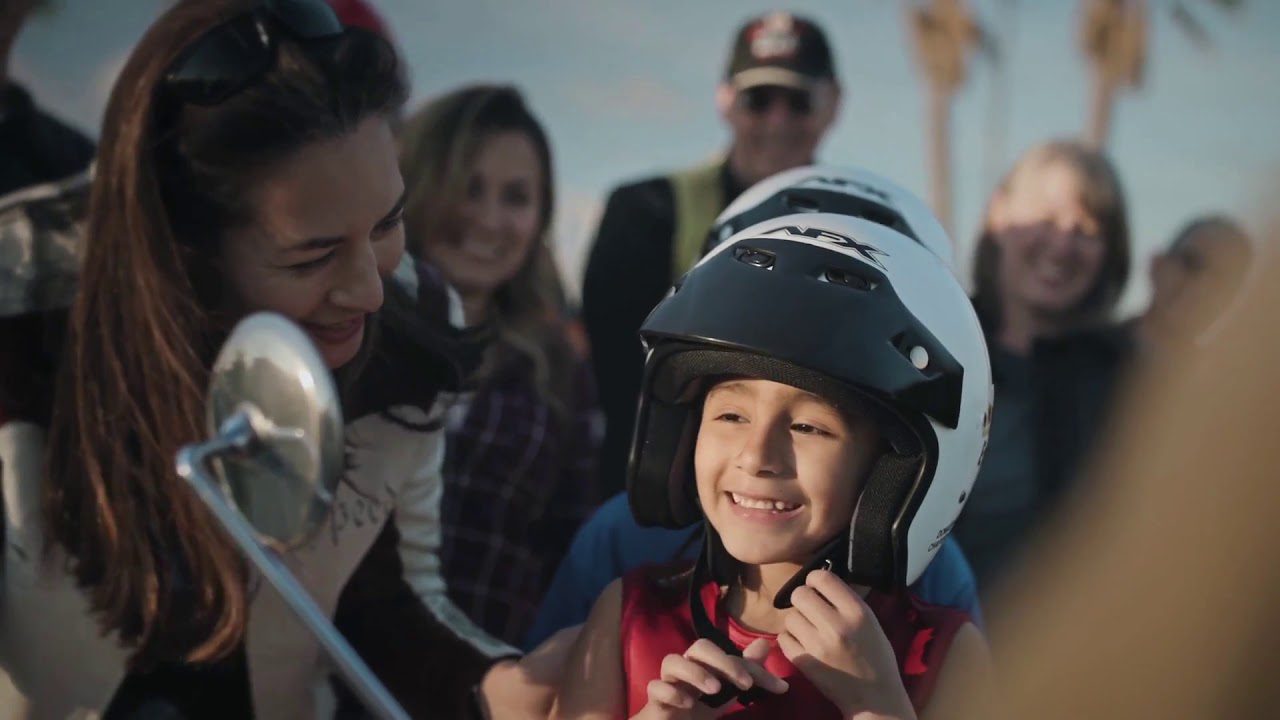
[13,1,1280,310]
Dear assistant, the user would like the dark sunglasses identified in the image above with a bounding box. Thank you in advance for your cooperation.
[740,85,814,116]
[164,0,345,107]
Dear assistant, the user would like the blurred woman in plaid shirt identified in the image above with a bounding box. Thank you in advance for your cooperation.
[398,84,603,645]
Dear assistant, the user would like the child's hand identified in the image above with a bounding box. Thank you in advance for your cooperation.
[778,570,916,720]
[636,637,789,718]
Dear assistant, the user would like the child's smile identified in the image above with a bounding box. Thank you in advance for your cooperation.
[725,490,804,523]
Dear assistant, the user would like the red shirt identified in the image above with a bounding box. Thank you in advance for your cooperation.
[619,564,969,718]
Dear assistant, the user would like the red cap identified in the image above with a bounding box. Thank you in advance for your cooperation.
[325,0,391,38]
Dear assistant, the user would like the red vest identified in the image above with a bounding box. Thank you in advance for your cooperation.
[619,564,969,718]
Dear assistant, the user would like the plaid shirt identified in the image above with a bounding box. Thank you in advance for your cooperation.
[438,351,602,644]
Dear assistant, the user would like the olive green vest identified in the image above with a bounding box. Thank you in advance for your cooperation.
[668,158,725,281]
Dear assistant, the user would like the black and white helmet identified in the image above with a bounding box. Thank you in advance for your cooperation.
[705,164,956,270]
[628,212,991,592]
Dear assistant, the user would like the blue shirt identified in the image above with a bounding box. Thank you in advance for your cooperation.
[523,492,983,650]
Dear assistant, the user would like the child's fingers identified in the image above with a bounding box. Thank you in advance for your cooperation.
[789,584,843,638]
[741,637,772,663]
[776,629,805,663]
[805,569,866,620]
[660,653,722,695]
[777,630,822,677]
[684,638,789,695]
[740,638,790,694]
[783,606,823,650]
[683,638,753,690]
[645,679,697,711]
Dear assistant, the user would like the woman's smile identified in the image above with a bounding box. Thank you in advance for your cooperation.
[302,315,365,364]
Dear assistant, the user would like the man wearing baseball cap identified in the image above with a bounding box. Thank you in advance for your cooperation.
[582,11,842,494]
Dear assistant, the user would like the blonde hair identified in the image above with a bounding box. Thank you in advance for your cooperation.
[972,139,1131,329]
[397,84,574,412]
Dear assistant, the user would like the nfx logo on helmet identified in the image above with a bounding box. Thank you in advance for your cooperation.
[762,224,888,269]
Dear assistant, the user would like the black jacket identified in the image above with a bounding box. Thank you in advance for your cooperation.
[581,163,745,496]
[1030,325,1133,505]
[0,82,94,196]
[953,320,1134,590]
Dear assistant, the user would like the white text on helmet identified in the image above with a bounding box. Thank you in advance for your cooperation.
[763,224,889,270]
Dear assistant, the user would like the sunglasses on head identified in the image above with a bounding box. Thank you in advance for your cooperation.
[164,0,345,107]
[740,85,814,116]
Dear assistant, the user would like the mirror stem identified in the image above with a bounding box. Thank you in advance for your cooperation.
[177,414,410,720]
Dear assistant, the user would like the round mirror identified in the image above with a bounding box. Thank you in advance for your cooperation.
[206,312,344,549]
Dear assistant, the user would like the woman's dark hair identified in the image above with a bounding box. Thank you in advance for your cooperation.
[971,139,1131,330]
[398,85,577,414]
[43,0,407,667]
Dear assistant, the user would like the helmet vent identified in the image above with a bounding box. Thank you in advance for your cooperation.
[822,267,876,291]
[734,246,776,269]
[782,192,821,214]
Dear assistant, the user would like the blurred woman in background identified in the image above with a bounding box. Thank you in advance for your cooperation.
[955,139,1132,597]
[397,84,601,645]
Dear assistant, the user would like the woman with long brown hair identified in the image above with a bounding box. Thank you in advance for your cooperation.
[0,1,548,717]
[396,84,601,645]
[953,139,1132,598]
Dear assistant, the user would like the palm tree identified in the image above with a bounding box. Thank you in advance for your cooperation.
[904,0,989,242]
[1079,0,1148,149]
[981,0,1018,196]
[1080,0,1243,149]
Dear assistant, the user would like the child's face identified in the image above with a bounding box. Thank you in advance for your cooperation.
[694,378,882,567]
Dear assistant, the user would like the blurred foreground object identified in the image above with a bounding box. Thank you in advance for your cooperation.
[1135,215,1252,353]
[958,209,1280,718]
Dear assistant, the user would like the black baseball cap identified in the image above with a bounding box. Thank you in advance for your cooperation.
[724,12,837,91]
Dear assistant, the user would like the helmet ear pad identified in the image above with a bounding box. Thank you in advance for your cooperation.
[841,450,926,591]
[628,394,703,529]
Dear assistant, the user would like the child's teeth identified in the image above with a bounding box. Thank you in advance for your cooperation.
[731,493,796,512]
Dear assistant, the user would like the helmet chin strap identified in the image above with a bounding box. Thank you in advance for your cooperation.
[687,527,850,708]
[688,529,773,709]
[770,534,848,609]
